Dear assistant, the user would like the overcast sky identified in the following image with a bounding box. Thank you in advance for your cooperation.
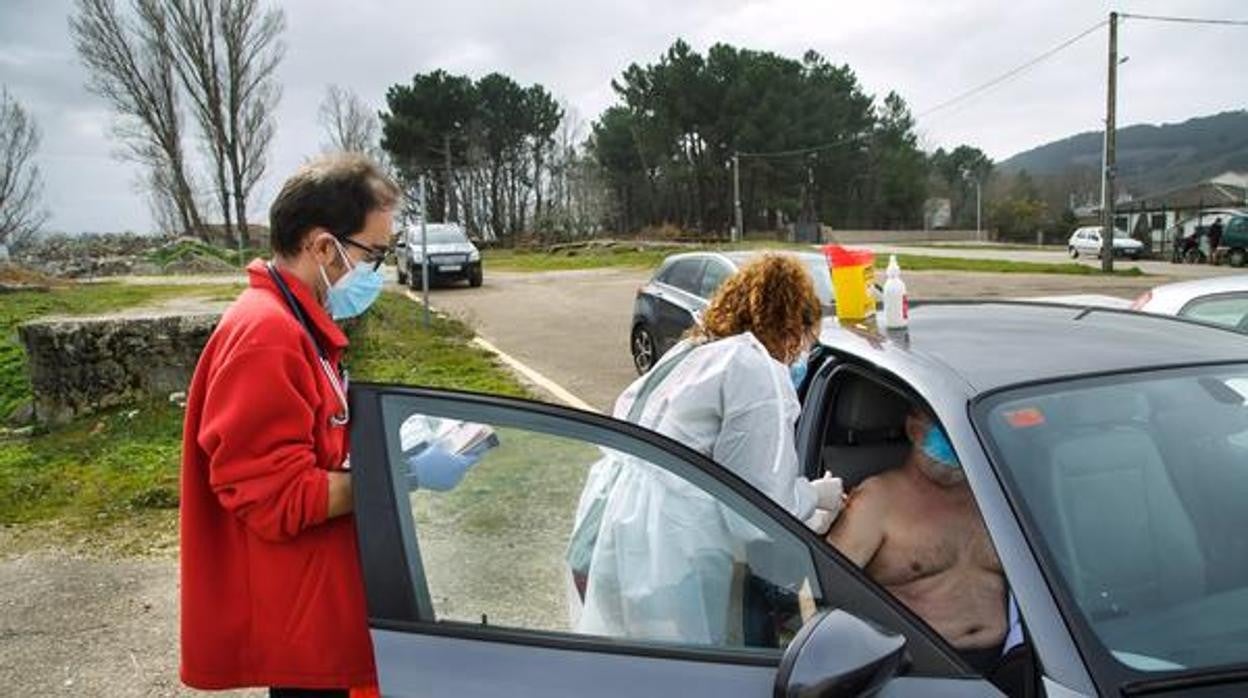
[2,0,1245,234]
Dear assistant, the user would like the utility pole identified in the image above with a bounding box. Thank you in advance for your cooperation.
[975,178,983,242]
[420,175,431,329]
[444,131,455,222]
[1101,11,1119,273]
[963,170,983,241]
[732,152,743,243]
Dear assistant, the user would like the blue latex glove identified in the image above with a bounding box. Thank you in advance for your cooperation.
[405,443,479,492]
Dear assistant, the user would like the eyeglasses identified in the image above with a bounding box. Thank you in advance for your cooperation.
[341,237,392,271]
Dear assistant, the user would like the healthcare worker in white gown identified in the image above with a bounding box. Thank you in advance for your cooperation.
[572,254,845,646]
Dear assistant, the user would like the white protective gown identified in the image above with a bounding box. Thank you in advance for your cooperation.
[573,333,818,645]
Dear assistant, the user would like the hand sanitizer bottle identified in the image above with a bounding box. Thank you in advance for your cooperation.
[883,255,908,329]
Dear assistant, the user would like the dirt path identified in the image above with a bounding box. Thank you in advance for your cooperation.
[0,524,259,697]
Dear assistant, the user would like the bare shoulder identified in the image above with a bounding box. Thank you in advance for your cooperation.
[843,473,894,519]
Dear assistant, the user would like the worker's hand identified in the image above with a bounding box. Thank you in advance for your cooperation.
[804,474,846,535]
[804,508,836,535]
[811,474,845,513]
[405,443,478,492]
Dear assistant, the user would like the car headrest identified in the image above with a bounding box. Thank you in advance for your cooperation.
[833,376,911,434]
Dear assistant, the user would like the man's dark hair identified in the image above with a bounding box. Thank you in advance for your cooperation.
[268,153,401,256]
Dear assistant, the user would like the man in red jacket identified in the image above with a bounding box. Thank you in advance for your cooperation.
[180,154,398,697]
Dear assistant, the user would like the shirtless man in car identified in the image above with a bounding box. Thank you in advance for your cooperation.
[826,408,1007,672]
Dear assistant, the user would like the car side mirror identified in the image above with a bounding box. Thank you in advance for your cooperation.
[774,609,906,698]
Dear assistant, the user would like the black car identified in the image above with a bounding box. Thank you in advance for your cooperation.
[350,302,1248,697]
[630,251,834,374]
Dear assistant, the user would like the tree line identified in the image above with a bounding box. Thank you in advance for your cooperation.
[379,70,613,242]
[53,15,1052,243]
[590,41,932,234]
[375,41,1003,241]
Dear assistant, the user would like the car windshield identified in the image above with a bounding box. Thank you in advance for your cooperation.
[412,228,468,245]
[977,364,1248,680]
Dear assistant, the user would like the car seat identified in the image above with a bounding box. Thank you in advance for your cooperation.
[821,374,912,489]
[1043,388,1205,619]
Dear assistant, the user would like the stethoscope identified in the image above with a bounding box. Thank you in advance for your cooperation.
[267,262,350,427]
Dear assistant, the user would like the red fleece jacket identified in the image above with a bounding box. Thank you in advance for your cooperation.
[180,260,375,690]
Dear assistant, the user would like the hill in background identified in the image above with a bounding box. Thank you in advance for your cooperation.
[999,110,1248,197]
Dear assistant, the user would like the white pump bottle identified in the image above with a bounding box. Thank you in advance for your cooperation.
[882,255,908,329]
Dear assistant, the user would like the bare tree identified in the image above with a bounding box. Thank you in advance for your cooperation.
[160,0,282,248]
[162,0,233,240]
[0,88,49,248]
[319,84,379,156]
[220,0,283,248]
[71,0,205,237]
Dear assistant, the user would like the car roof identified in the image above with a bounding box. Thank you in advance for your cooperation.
[1143,274,1248,313]
[818,301,1248,398]
[659,249,825,268]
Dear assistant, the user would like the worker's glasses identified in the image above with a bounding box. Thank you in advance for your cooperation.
[341,237,392,272]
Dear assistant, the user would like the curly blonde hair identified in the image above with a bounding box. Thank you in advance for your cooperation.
[688,253,822,363]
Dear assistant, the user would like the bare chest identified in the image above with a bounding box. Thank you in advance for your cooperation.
[866,486,1000,586]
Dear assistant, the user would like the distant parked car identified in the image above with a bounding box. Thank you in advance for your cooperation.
[396,223,483,288]
[1067,225,1143,260]
[1131,274,1248,333]
[630,250,834,374]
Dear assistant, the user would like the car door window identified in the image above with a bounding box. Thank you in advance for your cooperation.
[1179,294,1248,330]
[662,260,707,296]
[698,260,734,300]
[374,393,826,653]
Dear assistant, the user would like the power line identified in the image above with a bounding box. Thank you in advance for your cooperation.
[916,19,1107,119]
[737,136,865,159]
[736,12,1248,160]
[1120,13,1248,27]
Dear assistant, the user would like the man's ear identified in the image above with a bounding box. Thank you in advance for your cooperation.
[309,230,341,269]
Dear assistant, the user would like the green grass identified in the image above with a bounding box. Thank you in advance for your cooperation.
[879,254,1146,276]
[0,287,528,526]
[483,247,676,272]
[485,243,1146,277]
[483,240,819,272]
[347,292,529,397]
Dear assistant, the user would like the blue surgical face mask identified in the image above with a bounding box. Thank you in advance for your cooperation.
[321,239,384,320]
[789,353,809,390]
[921,424,961,469]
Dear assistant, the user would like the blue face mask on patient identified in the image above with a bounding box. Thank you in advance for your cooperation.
[789,355,809,390]
[921,425,961,469]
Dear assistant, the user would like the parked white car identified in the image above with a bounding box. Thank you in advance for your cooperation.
[396,223,483,288]
[1131,274,1248,333]
[1068,225,1144,260]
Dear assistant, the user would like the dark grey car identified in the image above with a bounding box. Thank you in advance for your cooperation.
[630,251,835,374]
[350,302,1248,697]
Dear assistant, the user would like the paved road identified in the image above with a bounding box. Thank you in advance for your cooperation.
[418,266,1166,411]
[421,268,645,412]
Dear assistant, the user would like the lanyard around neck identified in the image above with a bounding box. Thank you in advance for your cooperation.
[266,262,350,427]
